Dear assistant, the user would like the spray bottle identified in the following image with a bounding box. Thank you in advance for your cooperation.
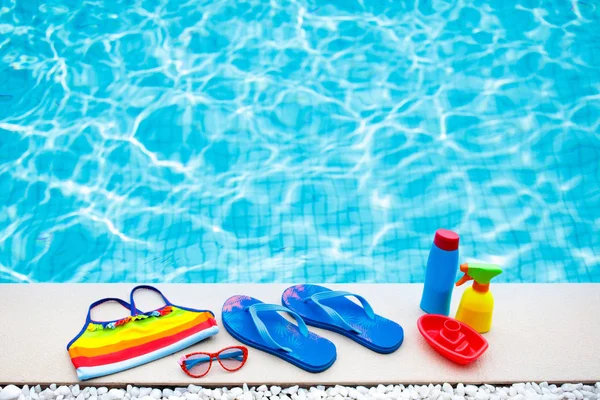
[455,263,502,333]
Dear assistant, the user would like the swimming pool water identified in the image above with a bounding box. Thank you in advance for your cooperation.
[1,0,599,283]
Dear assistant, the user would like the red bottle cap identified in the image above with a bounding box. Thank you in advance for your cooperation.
[433,229,459,251]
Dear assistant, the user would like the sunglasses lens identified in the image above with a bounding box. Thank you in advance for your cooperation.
[218,348,245,371]
[184,354,211,376]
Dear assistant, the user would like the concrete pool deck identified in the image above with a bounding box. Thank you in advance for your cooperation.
[1,283,599,386]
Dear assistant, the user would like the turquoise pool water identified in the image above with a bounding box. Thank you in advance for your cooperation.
[1,0,599,283]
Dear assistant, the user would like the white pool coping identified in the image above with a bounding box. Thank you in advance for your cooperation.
[1,283,599,386]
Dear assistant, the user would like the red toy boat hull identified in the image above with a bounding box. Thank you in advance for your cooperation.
[417,314,488,365]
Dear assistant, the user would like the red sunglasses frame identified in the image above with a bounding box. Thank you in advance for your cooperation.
[179,346,249,378]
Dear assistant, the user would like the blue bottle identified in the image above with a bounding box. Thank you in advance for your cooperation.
[420,229,460,316]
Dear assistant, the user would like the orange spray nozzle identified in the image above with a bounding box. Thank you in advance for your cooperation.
[455,263,472,286]
[455,262,502,287]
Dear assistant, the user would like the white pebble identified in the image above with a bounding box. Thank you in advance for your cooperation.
[100,394,111,400]
[258,387,268,393]
[348,389,359,399]
[140,397,154,400]
[76,395,85,400]
[475,392,489,400]
[465,386,478,397]
[56,395,64,400]
[0,385,22,400]
[109,389,125,400]
[230,389,243,397]
[271,388,282,396]
[419,386,430,398]
[149,390,161,400]
[98,389,108,396]
[456,384,465,397]
[443,384,453,394]
[183,393,198,400]
[42,390,55,400]
[573,391,584,400]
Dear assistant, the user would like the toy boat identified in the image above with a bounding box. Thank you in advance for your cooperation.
[417,314,488,365]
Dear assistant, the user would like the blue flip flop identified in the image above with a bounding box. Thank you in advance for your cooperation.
[282,284,404,354]
[221,295,337,373]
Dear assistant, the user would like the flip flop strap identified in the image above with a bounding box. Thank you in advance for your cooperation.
[307,290,375,334]
[246,303,309,353]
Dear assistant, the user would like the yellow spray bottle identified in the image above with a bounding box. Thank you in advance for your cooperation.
[455,263,502,333]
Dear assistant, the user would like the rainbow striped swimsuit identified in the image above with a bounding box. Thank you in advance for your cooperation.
[67,285,219,380]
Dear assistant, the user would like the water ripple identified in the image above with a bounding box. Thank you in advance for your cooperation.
[0,0,599,283]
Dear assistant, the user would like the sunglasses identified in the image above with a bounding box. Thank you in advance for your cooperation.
[178,346,248,378]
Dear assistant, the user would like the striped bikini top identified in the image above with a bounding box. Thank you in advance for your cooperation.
[67,285,219,380]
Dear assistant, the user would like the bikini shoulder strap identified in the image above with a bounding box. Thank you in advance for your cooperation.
[129,285,172,316]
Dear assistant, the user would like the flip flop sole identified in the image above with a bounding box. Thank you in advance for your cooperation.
[222,318,335,372]
[296,314,403,354]
[282,285,404,354]
[222,295,337,373]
